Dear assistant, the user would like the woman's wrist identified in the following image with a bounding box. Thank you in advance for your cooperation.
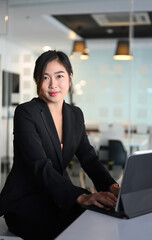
[109,183,120,196]
[76,193,88,205]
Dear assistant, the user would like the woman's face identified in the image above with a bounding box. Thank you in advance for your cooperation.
[39,59,72,105]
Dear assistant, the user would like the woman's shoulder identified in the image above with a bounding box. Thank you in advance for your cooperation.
[64,102,83,115]
[16,97,44,109]
[64,102,85,123]
[14,98,43,115]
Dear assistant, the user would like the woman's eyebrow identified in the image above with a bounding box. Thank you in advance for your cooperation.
[44,71,65,75]
[54,71,65,74]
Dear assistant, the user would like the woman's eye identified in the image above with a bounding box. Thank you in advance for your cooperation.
[57,74,63,79]
[44,76,49,80]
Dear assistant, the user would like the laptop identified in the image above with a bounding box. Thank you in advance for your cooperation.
[83,150,152,219]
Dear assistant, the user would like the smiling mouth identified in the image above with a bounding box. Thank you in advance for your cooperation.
[49,92,59,97]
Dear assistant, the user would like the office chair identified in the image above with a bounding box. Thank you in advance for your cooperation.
[98,145,109,164]
[108,139,127,169]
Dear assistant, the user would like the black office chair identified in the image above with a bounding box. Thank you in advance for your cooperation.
[108,139,127,169]
[98,145,109,164]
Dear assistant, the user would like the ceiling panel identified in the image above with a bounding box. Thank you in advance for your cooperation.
[3,0,152,54]
[53,12,152,39]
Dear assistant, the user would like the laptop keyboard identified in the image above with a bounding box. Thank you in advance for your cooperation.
[83,204,126,218]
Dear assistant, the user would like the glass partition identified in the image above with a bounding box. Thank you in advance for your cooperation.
[0,0,151,188]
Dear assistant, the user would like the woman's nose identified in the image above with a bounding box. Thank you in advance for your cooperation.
[49,78,57,88]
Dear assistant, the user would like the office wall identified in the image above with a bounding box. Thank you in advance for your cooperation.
[70,39,152,127]
[0,39,35,159]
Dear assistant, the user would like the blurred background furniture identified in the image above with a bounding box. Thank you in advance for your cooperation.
[108,140,127,170]
[136,123,148,134]
[98,139,127,171]
[98,145,109,164]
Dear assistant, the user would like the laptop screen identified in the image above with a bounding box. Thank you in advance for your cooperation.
[115,150,152,218]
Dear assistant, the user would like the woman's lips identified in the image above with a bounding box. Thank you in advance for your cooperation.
[49,92,59,97]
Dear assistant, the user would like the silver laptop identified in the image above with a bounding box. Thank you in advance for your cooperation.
[84,150,152,218]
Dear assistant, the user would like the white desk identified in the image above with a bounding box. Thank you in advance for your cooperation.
[56,210,152,240]
[122,134,149,154]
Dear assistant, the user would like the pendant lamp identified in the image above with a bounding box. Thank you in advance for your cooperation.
[70,40,89,60]
[114,0,134,61]
[113,40,133,60]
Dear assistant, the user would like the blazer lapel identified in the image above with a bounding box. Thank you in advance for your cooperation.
[35,98,63,170]
[62,102,76,166]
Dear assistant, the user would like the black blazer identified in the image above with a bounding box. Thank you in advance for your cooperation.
[0,98,115,216]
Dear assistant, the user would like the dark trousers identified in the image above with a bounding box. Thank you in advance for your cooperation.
[4,193,85,240]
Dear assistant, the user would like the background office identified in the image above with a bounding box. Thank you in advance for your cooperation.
[0,0,152,178]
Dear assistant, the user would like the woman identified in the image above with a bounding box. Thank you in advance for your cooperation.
[0,50,119,239]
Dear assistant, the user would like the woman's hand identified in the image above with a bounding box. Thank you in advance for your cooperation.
[76,192,117,209]
[109,183,120,197]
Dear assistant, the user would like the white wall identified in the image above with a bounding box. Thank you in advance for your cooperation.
[0,38,36,159]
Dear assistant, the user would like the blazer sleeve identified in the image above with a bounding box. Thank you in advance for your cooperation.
[12,104,90,213]
[75,108,116,191]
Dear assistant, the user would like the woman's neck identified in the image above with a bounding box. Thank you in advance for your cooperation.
[47,101,63,115]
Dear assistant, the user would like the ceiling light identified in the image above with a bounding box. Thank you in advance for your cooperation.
[113,0,134,61]
[106,28,114,34]
[68,30,77,40]
[113,40,133,61]
[70,40,89,60]
[5,15,8,22]
[80,53,89,60]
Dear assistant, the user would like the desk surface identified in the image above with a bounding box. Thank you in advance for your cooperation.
[56,210,152,240]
